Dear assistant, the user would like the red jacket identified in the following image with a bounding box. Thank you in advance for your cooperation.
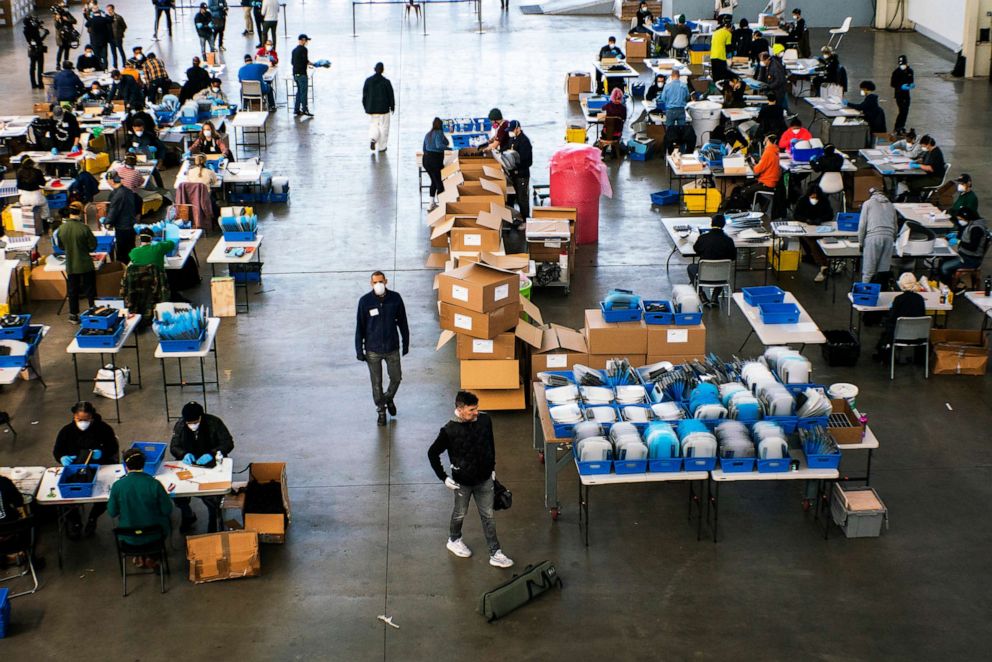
[778,127,812,150]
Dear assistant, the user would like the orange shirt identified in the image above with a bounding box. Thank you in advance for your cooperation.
[754,143,781,188]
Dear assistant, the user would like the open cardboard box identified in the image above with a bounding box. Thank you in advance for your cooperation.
[186,530,260,584]
[437,291,541,349]
[243,462,291,544]
[930,328,989,375]
[457,331,517,360]
[461,358,521,389]
[436,261,520,313]
[523,322,590,379]
[828,398,865,445]
[438,178,506,206]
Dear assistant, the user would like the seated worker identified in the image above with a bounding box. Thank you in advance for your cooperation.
[256,40,278,65]
[129,227,175,268]
[183,153,219,188]
[51,104,82,152]
[121,233,172,323]
[844,80,886,134]
[660,68,690,126]
[666,15,692,54]
[0,473,27,565]
[110,68,145,111]
[646,73,665,102]
[599,88,627,156]
[793,185,835,282]
[112,153,146,191]
[778,117,813,151]
[107,448,174,569]
[54,62,85,103]
[811,46,840,96]
[736,133,781,206]
[889,128,922,158]
[810,143,844,173]
[238,54,275,107]
[126,46,146,69]
[874,272,927,360]
[731,19,751,58]
[76,44,105,72]
[629,1,653,35]
[142,53,172,102]
[194,77,228,104]
[596,36,625,93]
[481,108,510,153]
[53,401,120,539]
[908,135,946,194]
[126,119,166,187]
[756,93,787,139]
[722,75,746,109]
[939,207,988,286]
[688,214,737,304]
[189,121,233,159]
[170,401,234,533]
[949,173,979,219]
[602,87,627,124]
[750,30,770,66]
[79,81,109,106]
[15,157,48,221]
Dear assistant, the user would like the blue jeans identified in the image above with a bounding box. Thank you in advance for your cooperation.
[449,478,500,556]
[665,106,686,127]
[294,74,309,113]
[939,255,981,282]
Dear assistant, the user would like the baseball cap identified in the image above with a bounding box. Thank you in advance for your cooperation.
[507,120,520,131]
[298,33,310,41]
[182,401,204,421]
[955,173,972,184]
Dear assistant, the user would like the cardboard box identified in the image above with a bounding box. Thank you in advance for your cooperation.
[29,265,68,300]
[221,491,246,531]
[525,323,590,380]
[645,353,707,366]
[566,72,592,100]
[930,329,989,375]
[436,263,519,313]
[186,531,260,584]
[438,180,506,206]
[645,123,666,142]
[211,277,236,317]
[442,165,506,188]
[456,332,516,360]
[461,359,521,389]
[758,13,780,27]
[439,300,521,339]
[853,171,885,209]
[450,226,501,253]
[585,354,646,370]
[531,206,577,222]
[96,261,126,297]
[243,462,291,544]
[583,308,648,355]
[474,385,526,410]
[626,36,650,61]
[646,322,706,356]
[828,399,866,445]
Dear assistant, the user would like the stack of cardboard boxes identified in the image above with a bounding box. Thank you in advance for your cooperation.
[581,308,708,370]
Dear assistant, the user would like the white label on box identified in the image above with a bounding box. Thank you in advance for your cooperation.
[546,354,568,368]
[453,313,473,330]
[667,329,689,343]
[494,284,509,301]
[472,339,494,354]
[543,239,561,248]
[451,284,469,302]
[463,233,482,246]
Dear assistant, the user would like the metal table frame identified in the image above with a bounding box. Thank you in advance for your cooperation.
[156,318,221,420]
[68,315,143,424]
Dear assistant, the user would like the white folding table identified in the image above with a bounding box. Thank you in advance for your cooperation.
[154,317,221,420]
[66,314,142,423]
[847,290,952,342]
[733,291,826,352]
[207,236,264,313]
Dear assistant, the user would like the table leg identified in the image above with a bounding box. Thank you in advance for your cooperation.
[737,329,754,354]
[56,505,65,570]
[110,354,121,423]
[712,481,719,543]
[865,449,873,486]
[583,484,590,547]
[161,358,170,419]
[72,354,81,402]
[200,356,207,409]
[133,331,142,389]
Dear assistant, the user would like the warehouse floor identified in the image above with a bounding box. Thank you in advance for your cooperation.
[1,3,990,660]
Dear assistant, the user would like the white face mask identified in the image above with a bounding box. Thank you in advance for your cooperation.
[900,64,907,70]
[203,130,212,138]
[372,282,386,296]
[792,128,800,134]
[860,90,867,96]
[187,422,200,432]
[809,198,819,205]
[134,131,143,137]
[958,184,967,192]
[76,419,91,431]
[91,89,100,95]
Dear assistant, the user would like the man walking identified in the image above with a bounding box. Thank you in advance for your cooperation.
[291,34,313,117]
[428,391,513,569]
[106,5,126,69]
[23,16,49,90]
[363,62,395,153]
[194,3,216,59]
[240,0,254,35]
[356,271,409,426]
[57,202,97,324]
[152,0,174,39]
[260,0,279,48]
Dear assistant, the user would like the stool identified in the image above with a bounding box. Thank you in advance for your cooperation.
[752,190,774,214]
[952,267,982,291]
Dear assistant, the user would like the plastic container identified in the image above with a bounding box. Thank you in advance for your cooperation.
[831,485,887,538]
[125,441,168,477]
[550,145,612,245]
[159,328,207,353]
[573,445,612,475]
[57,464,101,498]
[687,101,722,145]
[804,446,841,469]
[80,309,119,331]
[0,587,8,639]
[836,212,861,232]
[642,300,675,325]
[827,383,859,409]
[719,457,756,473]
[742,286,785,307]
[851,282,880,306]
[586,95,609,110]
[0,315,30,339]
[75,320,126,349]
[223,230,257,242]
[759,302,800,324]
[790,146,823,163]
[683,456,717,471]
[756,457,791,473]
[600,300,642,323]
[682,187,722,213]
[673,309,703,325]
[650,189,679,206]
[821,330,861,367]
[762,416,798,434]
[648,457,683,472]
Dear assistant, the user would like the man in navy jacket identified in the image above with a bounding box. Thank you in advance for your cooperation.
[356,271,410,426]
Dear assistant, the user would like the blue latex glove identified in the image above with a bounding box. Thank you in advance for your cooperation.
[910,163,922,169]
[900,84,910,91]
[90,449,102,460]
[908,83,916,89]
[183,453,196,464]
[60,455,76,467]
[196,453,213,465]
[841,99,849,106]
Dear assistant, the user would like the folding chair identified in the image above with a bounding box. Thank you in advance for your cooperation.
[0,515,40,598]
[113,525,170,596]
[695,259,734,315]
[826,17,852,50]
[240,80,267,112]
[890,316,932,380]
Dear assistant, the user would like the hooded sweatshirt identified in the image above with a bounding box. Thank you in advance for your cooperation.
[427,413,496,487]
[858,191,898,244]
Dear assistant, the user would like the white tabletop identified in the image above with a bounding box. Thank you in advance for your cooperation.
[645,58,692,77]
[578,465,708,486]
[66,314,141,354]
[0,466,46,497]
[733,292,826,345]
[817,238,860,258]
[221,160,265,185]
[893,203,955,229]
[712,450,838,482]
[666,153,712,177]
[11,151,83,166]
[859,149,928,178]
[166,229,203,270]
[835,425,880,451]
[230,111,269,128]
[34,458,233,505]
[848,290,953,313]
[964,291,992,316]
[779,153,857,173]
[154,317,220,359]
[44,253,108,273]
[772,221,857,238]
[207,235,264,264]
[804,97,862,118]
[662,216,771,257]
[722,107,759,122]
[1,235,41,254]
[594,60,639,77]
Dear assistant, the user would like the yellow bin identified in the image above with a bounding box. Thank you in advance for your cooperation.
[565,127,586,144]
[683,188,721,213]
[770,248,800,272]
[689,50,708,65]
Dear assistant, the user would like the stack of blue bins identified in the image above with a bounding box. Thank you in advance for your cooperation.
[75,307,124,349]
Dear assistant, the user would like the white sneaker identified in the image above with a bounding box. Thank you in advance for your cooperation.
[446,538,472,558]
[489,550,514,568]
[814,267,827,283]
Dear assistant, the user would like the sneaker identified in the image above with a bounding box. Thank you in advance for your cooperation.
[377,410,387,426]
[370,140,376,151]
[386,399,397,416]
[427,202,438,212]
[446,538,472,558]
[301,111,313,117]
[489,550,514,568]
[68,314,80,325]
[814,267,827,283]
[152,35,159,41]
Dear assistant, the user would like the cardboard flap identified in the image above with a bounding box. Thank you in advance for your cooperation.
[437,186,459,204]
[427,205,447,226]
[425,252,448,269]
[519,295,543,325]
[429,217,455,239]
[482,165,504,179]
[479,177,503,194]
[436,329,456,350]
[475,209,504,231]
[441,163,461,180]
[552,324,589,352]
[490,203,513,223]
[480,252,529,272]
[515,317,545,348]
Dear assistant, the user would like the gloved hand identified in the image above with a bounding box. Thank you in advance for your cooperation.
[444,477,460,491]
[841,99,849,106]
[901,84,910,91]
[910,163,922,169]
[196,453,213,465]
[402,346,409,356]
[357,353,366,362]
[183,453,196,464]
[60,455,76,467]
[91,449,102,460]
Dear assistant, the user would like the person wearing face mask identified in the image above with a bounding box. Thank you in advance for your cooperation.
[141,53,172,103]
[907,135,945,195]
[126,46,146,69]
[107,448,174,569]
[722,75,746,108]
[787,8,809,58]
[890,55,914,134]
[76,44,104,71]
[858,188,897,283]
[51,103,82,152]
[777,117,812,151]
[170,401,234,533]
[256,40,278,65]
[79,81,109,106]
[103,171,141,262]
[507,120,533,221]
[239,53,276,108]
[126,118,166,188]
[356,270,410,426]
[110,68,144,110]
[889,128,921,158]
[105,4,126,68]
[939,207,988,287]
[428,390,513,569]
[873,272,928,360]
[793,185,834,281]
[56,202,98,322]
[810,46,839,97]
[53,401,120,539]
[645,73,665,103]
[83,4,113,69]
[710,15,733,83]
[194,77,228,104]
[843,81,886,135]
[949,173,979,219]
[180,56,211,103]
[24,16,50,90]
[189,120,233,159]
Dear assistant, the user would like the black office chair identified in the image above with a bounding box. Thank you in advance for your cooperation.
[113,525,170,596]
[0,515,40,598]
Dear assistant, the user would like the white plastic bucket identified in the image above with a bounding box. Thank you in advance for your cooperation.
[828,383,859,409]
[687,101,722,146]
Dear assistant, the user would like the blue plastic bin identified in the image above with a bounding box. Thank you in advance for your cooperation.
[648,457,683,472]
[791,147,823,163]
[223,230,257,242]
[96,235,116,253]
[613,457,648,474]
[266,191,289,203]
[574,446,613,475]
[683,456,717,471]
[757,457,791,473]
[763,415,798,433]
[125,442,168,476]
[0,587,8,639]
[851,282,881,306]
[650,189,679,206]
[586,95,609,110]
[45,192,68,210]
[759,302,800,324]
[804,449,841,469]
[719,457,756,473]
[80,309,119,331]
[57,464,101,498]
[159,328,207,353]
[600,301,642,323]
[742,285,785,307]
[0,315,31,340]
[642,300,675,325]
[75,319,126,349]
[674,310,703,325]
[628,151,650,162]
[836,212,860,232]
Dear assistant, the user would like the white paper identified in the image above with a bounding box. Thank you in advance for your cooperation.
[472,339,494,354]
[463,234,482,247]
[493,284,509,301]
[451,284,469,302]
[546,354,567,368]
[368,308,379,317]
[453,314,473,330]
[667,329,689,343]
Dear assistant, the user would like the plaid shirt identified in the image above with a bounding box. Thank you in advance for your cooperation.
[142,57,169,82]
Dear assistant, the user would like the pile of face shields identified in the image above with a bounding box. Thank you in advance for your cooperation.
[799,426,840,460]
[795,387,833,418]
[602,289,641,310]
[620,405,652,423]
[153,305,208,341]
[741,362,795,416]
[638,360,675,383]
[537,371,573,387]
[573,365,607,386]
[545,384,579,405]
[575,422,613,462]
[753,422,789,460]
[584,406,618,425]
[650,401,685,421]
[715,421,756,459]
[603,358,638,385]
[644,421,680,459]
[610,422,649,460]
[719,382,761,421]
[219,213,258,234]
[677,419,717,459]
[672,284,701,314]
[579,385,614,405]
[549,403,583,426]
[615,385,648,405]
[689,383,728,420]
[764,346,812,384]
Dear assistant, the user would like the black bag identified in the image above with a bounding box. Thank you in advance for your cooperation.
[478,560,562,622]
[493,479,511,511]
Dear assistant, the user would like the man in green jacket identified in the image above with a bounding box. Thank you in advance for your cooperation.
[107,448,174,568]
[57,201,98,324]
[949,173,979,220]
[129,228,175,268]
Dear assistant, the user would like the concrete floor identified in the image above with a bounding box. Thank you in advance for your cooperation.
[1,3,991,659]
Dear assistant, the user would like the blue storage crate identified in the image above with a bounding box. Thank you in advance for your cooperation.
[0,314,30,340]
[674,310,703,325]
[80,309,119,331]
[648,457,683,472]
[159,328,207,353]
[613,457,648,474]
[155,110,177,124]
[783,383,826,396]
[223,230,257,242]
[742,285,785,307]
[573,446,613,475]
[763,415,798,433]
[96,235,116,253]
[579,404,619,431]
[231,266,262,283]
[642,300,675,325]
[0,587,8,639]
[266,191,289,203]
[719,457,756,473]
[586,95,609,110]
[759,302,800,324]
[757,457,791,473]
[836,212,860,232]
[552,421,577,438]
[798,416,830,430]
[57,464,100,498]
[600,300,642,323]
[851,282,881,306]
[45,192,68,210]
[125,441,168,476]
[627,151,650,162]
[228,192,260,204]
[541,370,576,384]
[790,147,823,163]
[683,456,717,471]
[650,189,679,206]
[627,139,651,155]
[75,319,125,349]
[804,449,841,469]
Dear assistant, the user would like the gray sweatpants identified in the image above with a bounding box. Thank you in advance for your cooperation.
[861,234,893,283]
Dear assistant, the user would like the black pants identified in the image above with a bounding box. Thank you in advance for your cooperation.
[176,496,222,532]
[711,58,729,82]
[253,10,264,40]
[56,44,71,69]
[215,20,226,47]
[67,271,96,315]
[115,227,136,264]
[894,91,911,131]
[109,39,126,68]
[146,76,170,102]
[29,52,44,88]
[511,172,530,219]
[154,8,173,35]
[736,182,774,209]
[423,150,444,198]
[92,41,108,69]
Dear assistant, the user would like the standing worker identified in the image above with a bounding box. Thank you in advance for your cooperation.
[170,402,234,534]
[260,0,279,49]
[53,0,78,70]
[152,0,174,39]
[858,188,897,283]
[56,202,97,324]
[103,171,140,264]
[194,3,216,59]
[23,16,50,90]
[291,34,313,117]
[209,0,228,51]
[423,117,450,212]
[83,4,113,70]
[659,68,690,126]
[427,391,514,569]
[890,55,914,135]
[710,14,733,82]
[356,271,410,427]
[106,5,127,69]
[240,0,255,36]
[507,120,533,223]
[363,62,395,153]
